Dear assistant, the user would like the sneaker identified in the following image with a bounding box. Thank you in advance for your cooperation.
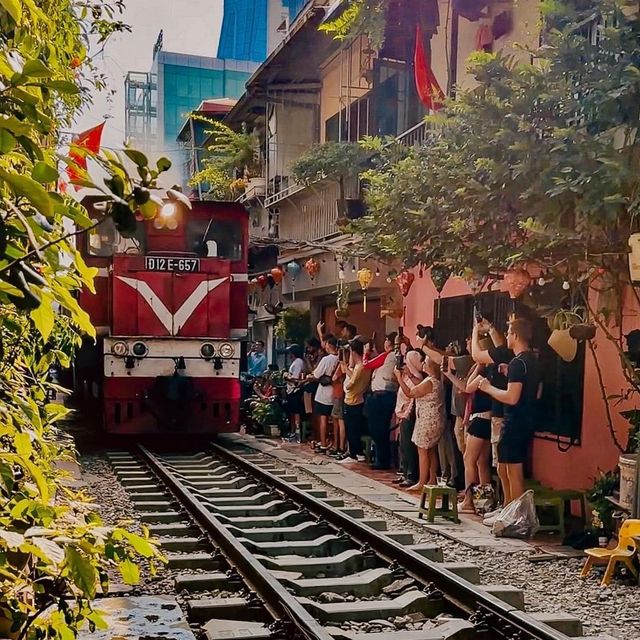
[338,455,356,464]
[482,509,503,527]
[355,455,366,462]
[286,433,301,444]
[483,506,502,519]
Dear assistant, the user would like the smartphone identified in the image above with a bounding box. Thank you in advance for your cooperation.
[474,305,483,323]
[368,332,376,349]
[442,355,449,373]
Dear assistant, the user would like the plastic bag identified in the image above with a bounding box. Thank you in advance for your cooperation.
[492,490,539,538]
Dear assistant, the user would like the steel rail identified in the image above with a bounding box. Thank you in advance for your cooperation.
[136,445,333,640]
[211,442,570,640]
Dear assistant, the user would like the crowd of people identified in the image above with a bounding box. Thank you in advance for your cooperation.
[247,311,540,527]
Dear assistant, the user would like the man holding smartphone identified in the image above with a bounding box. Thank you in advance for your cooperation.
[474,318,539,516]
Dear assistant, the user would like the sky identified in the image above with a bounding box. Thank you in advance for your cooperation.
[74,0,223,149]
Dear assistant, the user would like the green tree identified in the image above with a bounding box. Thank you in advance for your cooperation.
[0,2,169,639]
[351,0,640,430]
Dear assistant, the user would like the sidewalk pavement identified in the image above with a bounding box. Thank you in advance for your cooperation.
[220,434,533,553]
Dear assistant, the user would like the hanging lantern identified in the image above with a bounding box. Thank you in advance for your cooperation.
[465,272,487,297]
[270,266,284,285]
[430,265,451,321]
[396,270,415,297]
[286,261,301,300]
[430,265,451,295]
[504,267,531,299]
[286,261,301,279]
[256,274,268,290]
[357,267,374,312]
[304,258,320,283]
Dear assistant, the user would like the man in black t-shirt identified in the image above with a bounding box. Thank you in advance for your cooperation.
[476,318,539,507]
[471,320,514,509]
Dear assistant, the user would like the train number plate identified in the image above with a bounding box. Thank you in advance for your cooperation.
[145,257,200,272]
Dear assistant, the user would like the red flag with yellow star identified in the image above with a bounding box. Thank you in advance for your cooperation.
[414,25,444,111]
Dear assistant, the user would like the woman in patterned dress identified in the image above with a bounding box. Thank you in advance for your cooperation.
[395,357,445,490]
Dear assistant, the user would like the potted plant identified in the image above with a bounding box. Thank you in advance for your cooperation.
[586,470,619,539]
[291,141,370,224]
[189,118,263,198]
[619,410,640,512]
[249,396,287,437]
[274,308,311,345]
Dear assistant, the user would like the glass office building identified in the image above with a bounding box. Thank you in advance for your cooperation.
[217,0,310,62]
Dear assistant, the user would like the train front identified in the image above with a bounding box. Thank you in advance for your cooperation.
[79,197,249,434]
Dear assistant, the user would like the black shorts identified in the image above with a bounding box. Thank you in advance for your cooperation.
[497,425,532,464]
[286,390,305,416]
[467,417,491,440]
[313,401,333,417]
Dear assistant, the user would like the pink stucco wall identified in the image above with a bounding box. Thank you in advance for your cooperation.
[403,269,635,491]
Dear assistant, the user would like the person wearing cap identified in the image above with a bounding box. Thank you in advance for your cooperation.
[283,344,306,443]
[393,350,425,486]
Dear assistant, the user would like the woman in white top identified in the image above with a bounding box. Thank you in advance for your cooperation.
[283,344,306,443]
[395,357,445,490]
[306,335,339,451]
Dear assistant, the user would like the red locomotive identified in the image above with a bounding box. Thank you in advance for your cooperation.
[76,196,248,434]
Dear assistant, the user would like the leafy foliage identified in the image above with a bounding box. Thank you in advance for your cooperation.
[0,2,168,639]
[274,308,311,346]
[353,0,640,282]
[291,141,370,207]
[189,118,262,199]
[318,0,388,51]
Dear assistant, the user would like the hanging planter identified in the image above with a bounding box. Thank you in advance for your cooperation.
[547,308,589,363]
[335,279,351,318]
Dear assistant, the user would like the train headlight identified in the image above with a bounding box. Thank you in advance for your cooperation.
[200,343,215,360]
[132,341,148,358]
[219,343,234,359]
[112,341,128,357]
[160,202,177,218]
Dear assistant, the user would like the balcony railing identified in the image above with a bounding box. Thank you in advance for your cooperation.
[277,178,359,243]
[396,120,432,148]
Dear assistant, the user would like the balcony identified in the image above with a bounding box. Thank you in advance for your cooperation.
[277,177,359,243]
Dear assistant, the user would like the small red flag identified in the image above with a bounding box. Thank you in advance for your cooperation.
[414,25,444,111]
[67,122,105,190]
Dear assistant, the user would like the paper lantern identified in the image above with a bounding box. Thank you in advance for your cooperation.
[270,266,284,285]
[256,274,268,290]
[357,267,374,312]
[504,268,531,299]
[304,258,320,281]
[286,261,301,300]
[396,270,415,297]
[286,261,301,279]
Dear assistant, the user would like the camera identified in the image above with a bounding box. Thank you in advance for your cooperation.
[416,324,435,342]
[395,351,405,369]
[474,304,483,323]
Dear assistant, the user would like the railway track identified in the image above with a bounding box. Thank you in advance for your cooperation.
[106,443,586,640]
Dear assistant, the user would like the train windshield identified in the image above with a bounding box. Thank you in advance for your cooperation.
[87,217,145,256]
[187,218,243,261]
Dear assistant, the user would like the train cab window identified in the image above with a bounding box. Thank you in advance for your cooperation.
[88,218,117,256]
[87,217,145,257]
[188,218,243,261]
